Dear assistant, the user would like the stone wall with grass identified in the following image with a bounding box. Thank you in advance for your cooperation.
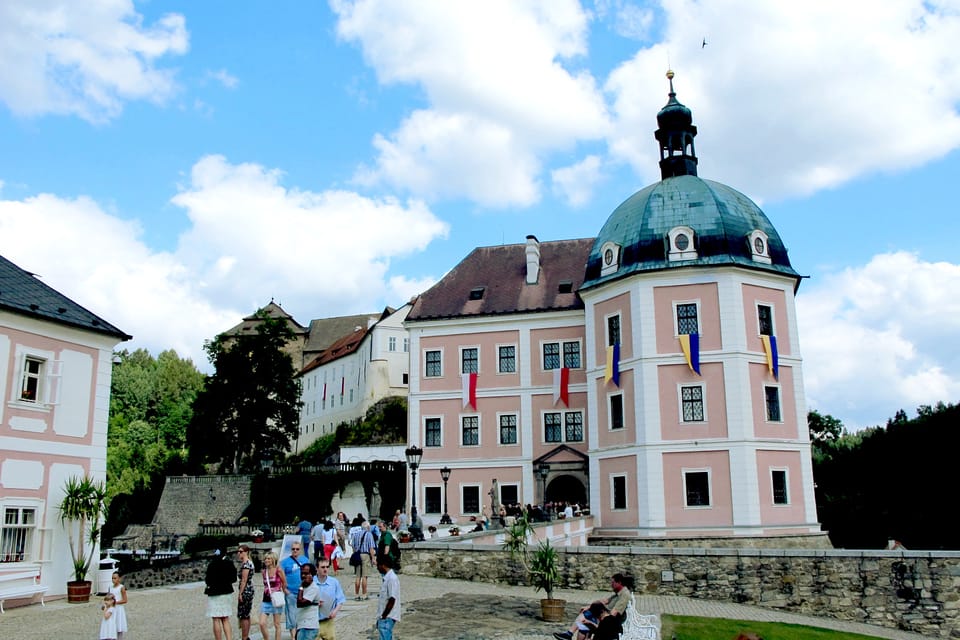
[400,543,960,638]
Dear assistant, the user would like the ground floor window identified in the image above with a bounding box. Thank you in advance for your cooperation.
[611,475,627,510]
[500,484,519,507]
[1,506,37,563]
[684,470,711,507]
[462,485,480,514]
[424,486,441,514]
[771,469,789,505]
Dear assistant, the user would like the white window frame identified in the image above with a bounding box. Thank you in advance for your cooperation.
[461,484,482,515]
[460,345,480,374]
[763,384,783,423]
[682,468,712,508]
[423,485,442,514]
[678,383,707,423]
[668,226,698,261]
[540,339,582,371]
[756,302,775,337]
[541,410,585,443]
[424,416,443,448]
[0,499,42,565]
[748,229,772,264]
[608,392,624,431]
[403,337,409,353]
[771,468,790,505]
[460,414,481,447]
[499,483,520,507]
[564,410,584,442]
[496,343,517,374]
[388,336,397,352]
[610,474,628,511]
[543,411,563,444]
[424,348,443,378]
[600,241,622,276]
[673,300,701,337]
[497,412,519,446]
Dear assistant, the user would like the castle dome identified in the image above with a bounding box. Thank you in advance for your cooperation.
[582,72,798,289]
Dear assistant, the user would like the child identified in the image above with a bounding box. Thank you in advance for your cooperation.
[329,542,344,572]
[574,601,607,639]
[108,571,128,640]
[100,593,118,640]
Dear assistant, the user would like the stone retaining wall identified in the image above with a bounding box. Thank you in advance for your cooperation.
[400,543,960,638]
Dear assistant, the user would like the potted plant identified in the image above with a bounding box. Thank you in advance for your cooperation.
[448,526,460,536]
[502,515,566,621]
[58,475,107,603]
[251,529,264,543]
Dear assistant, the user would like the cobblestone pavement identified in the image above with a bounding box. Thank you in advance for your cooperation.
[0,571,931,640]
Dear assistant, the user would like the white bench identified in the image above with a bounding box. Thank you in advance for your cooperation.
[0,570,48,613]
[619,596,660,640]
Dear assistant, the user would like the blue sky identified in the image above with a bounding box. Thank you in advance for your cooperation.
[2,1,959,431]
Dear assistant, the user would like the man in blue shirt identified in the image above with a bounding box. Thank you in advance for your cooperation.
[313,559,346,640]
[280,540,307,639]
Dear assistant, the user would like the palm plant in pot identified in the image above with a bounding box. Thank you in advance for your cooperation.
[58,475,107,603]
[503,515,566,621]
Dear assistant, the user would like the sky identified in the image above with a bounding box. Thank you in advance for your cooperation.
[1,0,959,432]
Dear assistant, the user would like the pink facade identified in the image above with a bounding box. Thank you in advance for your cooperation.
[1,254,128,601]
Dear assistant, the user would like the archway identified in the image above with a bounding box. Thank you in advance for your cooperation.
[544,474,586,507]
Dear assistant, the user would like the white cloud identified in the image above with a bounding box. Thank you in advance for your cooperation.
[593,0,656,40]
[332,0,610,205]
[206,69,239,89]
[0,155,449,367]
[606,0,960,199]
[0,0,188,123]
[551,155,604,206]
[797,252,960,430]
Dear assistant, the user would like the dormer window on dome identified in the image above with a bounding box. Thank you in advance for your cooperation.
[748,230,771,265]
[668,226,698,261]
[600,241,621,276]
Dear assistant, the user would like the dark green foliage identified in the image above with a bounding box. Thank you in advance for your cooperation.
[813,402,960,549]
[292,396,407,466]
[104,349,203,540]
[187,311,304,473]
[663,614,884,640]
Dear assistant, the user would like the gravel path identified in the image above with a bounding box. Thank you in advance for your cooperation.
[0,572,930,639]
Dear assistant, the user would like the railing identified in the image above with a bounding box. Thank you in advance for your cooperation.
[166,475,254,484]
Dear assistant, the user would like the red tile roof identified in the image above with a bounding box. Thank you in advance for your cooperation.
[408,238,593,321]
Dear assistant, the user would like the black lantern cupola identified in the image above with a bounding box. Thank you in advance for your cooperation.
[654,70,698,179]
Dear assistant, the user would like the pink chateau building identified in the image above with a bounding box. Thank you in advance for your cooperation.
[404,74,824,543]
[1,254,129,602]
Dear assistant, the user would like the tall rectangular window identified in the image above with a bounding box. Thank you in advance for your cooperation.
[681,385,705,422]
[425,418,442,447]
[758,304,773,336]
[463,486,481,514]
[607,314,621,346]
[563,341,581,369]
[499,414,517,445]
[403,338,409,352]
[425,350,442,377]
[20,357,43,403]
[610,394,624,430]
[612,475,627,510]
[424,487,441,514]
[765,386,782,422]
[565,412,584,442]
[500,484,519,507]
[772,470,789,505]
[461,416,479,446]
[388,336,397,352]
[461,347,478,374]
[498,345,516,373]
[1,507,36,563]
[677,303,699,335]
[542,343,560,370]
[544,413,562,443]
[684,471,711,507]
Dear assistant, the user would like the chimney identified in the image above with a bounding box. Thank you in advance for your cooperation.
[525,235,540,284]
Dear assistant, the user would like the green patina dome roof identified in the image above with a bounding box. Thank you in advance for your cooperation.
[582,175,799,288]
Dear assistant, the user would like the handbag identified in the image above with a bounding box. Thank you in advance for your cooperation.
[265,569,286,608]
[349,550,362,567]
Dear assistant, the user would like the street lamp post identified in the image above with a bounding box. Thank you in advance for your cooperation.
[404,445,424,525]
[439,466,452,525]
[259,457,274,539]
[537,463,551,515]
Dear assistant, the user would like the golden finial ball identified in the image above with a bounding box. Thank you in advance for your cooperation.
[666,70,675,80]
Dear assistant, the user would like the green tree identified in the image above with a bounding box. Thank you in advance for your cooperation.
[187,311,303,473]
